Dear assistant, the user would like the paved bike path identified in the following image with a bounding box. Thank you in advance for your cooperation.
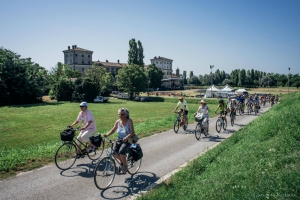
[0,105,272,200]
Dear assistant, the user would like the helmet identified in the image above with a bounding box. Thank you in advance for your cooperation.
[179,96,183,100]
[219,99,224,103]
[79,102,88,107]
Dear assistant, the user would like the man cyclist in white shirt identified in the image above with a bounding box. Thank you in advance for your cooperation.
[173,96,189,130]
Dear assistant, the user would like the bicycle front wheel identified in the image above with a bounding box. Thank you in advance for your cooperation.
[88,140,105,161]
[223,119,227,130]
[230,114,234,126]
[94,157,116,190]
[174,119,180,133]
[216,119,222,133]
[55,142,77,170]
[126,151,142,175]
[195,123,202,140]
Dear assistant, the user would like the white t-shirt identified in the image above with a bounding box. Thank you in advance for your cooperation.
[197,105,209,114]
[177,100,189,111]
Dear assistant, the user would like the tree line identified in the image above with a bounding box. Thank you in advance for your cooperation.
[183,68,300,88]
[1,41,300,106]
[0,39,164,106]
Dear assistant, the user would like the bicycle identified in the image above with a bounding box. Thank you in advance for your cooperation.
[246,103,252,115]
[215,112,227,133]
[94,137,142,190]
[229,108,236,126]
[173,111,189,133]
[194,113,209,140]
[54,127,105,170]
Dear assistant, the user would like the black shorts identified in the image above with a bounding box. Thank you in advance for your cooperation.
[113,141,131,155]
[180,109,188,116]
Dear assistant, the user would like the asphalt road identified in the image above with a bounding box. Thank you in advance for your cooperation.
[0,104,272,200]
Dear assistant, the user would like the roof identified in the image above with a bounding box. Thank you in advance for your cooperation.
[221,84,233,91]
[63,46,93,53]
[151,56,173,61]
[93,60,126,67]
[206,85,220,91]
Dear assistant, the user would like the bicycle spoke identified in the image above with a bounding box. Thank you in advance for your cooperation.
[55,143,77,170]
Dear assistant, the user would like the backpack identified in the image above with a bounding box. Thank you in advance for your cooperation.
[130,144,143,161]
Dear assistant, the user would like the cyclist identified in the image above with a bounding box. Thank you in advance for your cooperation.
[173,96,189,130]
[70,102,97,158]
[104,108,134,175]
[246,96,254,111]
[275,95,279,103]
[194,99,209,133]
[260,95,265,106]
[214,99,227,125]
[236,94,245,111]
[229,99,237,118]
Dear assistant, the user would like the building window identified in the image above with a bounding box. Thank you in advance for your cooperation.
[66,54,68,57]
[82,68,84,71]
[82,54,84,57]
[82,61,84,64]
[106,68,109,71]
[73,66,75,70]
[88,61,90,64]
[88,55,90,58]
[75,54,77,57]
[156,62,158,64]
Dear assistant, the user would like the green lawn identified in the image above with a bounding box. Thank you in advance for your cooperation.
[139,92,300,200]
[0,97,219,179]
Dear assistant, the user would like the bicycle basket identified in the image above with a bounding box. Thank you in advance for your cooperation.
[90,134,102,148]
[60,128,75,141]
[194,113,204,122]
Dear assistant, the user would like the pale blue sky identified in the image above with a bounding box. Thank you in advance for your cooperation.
[1,0,299,76]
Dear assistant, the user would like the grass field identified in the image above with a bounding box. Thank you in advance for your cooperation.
[0,97,219,180]
[138,92,300,200]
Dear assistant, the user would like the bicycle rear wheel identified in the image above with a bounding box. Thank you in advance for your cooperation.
[216,119,222,133]
[94,157,116,190]
[174,119,180,133]
[126,151,142,175]
[55,142,77,170]
[88,140,105,161]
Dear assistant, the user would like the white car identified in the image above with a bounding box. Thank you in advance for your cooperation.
[94,96,109,103]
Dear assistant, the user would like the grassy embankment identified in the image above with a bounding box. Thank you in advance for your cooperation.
[0,97,219,180]
[139,92,300,200]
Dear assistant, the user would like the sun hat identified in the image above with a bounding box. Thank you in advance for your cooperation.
[200,100,206,104]
[79,102,88,107]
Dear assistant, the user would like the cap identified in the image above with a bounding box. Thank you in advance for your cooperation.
[79,102,88,107]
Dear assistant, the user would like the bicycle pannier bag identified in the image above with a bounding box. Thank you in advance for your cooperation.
[130,144,143,161]
[60,129,75,141]
[90,134,102,148]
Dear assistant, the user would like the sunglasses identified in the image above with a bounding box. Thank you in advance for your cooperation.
[119,113,124,116]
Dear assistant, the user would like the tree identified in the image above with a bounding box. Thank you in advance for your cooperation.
[238,69,246,86]
[128,39,138,66]
[0,47,48,105]
[260,75,277,87]
[85,65,113,96]
[117,64,148,99]
[146,64,164,89]
[183,71,187,84]
[189,71,193,79]
[137,40,144,67]
[188,76,199,85]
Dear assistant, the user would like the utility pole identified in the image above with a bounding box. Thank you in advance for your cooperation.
[288,68,290,94]
[210,65,214,98]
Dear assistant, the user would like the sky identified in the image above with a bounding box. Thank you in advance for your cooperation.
[1,0,299,76]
